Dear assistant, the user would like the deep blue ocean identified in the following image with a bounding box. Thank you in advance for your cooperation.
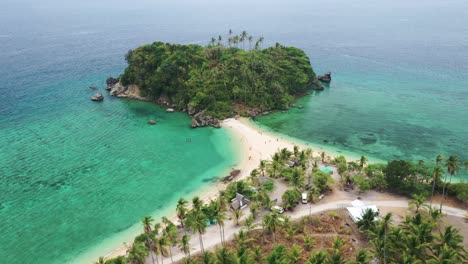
[1,0,467,263]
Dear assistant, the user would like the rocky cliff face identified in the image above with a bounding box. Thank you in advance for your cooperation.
[105,77,221,128]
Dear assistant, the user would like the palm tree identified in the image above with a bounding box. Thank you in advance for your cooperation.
[231,208,243,226]
[247,35,253,50]
[409,194,427,213]
[307,250,328,264]
[293,145,299,157]
[263,211,282,242]
[164,223,178,263]
[209,37,216,47]
[440,155,460,212]
[428,244,460,264]
[232,36,239,48]
[242,215,258,234]
[328,237,346,264]
[321,152,326,163]
[142,216,154,233]
[357,208,378,231]
[259,160,267,177]
[212,199,227,245]
[156,236,169,264]
[256,36,264,50]
[380,213,393,264]
[127,242,149,264]
[287,244,303,263]
[186,210,208,253]
[290,168,304,190]
[192,196,203,212]
[430,165,443,206]
[235,230,255,254]
[354,250,369,264]
[215,247,237,264]
[308,188,319,217]
[176,198,188,230]
[95,256,105,264]
[269,160,281,178]
[434,226,467,260]
[179,234,191,257]
[360,156,368,168]
[201,251,214,264]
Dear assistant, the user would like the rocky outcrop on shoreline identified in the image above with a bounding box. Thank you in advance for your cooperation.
[90,93,104,101]
[106,79,150,102]
[105,77,221,128]
[191,112,221,128]
[317,72,332,83]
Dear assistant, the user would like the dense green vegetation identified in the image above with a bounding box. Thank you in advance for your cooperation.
[98,147,467,264]
[120,31,320,118]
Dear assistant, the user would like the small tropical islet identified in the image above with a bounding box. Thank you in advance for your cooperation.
[1,1,467,264]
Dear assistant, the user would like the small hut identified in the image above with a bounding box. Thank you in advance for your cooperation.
[230,193,250,210]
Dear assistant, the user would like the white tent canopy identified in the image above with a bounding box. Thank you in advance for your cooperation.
[347,199,378,223]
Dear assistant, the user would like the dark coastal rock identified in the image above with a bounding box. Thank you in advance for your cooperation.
[191,112,221,128]
[106,77,119,86]
[157,95,170,106]
[90,93,104,101]
[89,86,98,90]
[313,83,324,90]
[298,105,304,109]
[187,105,199,115]
[317,72,332,83]
[105,77,119,91]
[166,108,175,113]
[148,120,156,125]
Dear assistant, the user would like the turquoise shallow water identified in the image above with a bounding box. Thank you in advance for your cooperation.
[0,77,238,263]
[2,0,468,263]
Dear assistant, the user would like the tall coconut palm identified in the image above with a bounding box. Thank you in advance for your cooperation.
[164,223,179,263]
[142,216,154,233]
[290,168,304,190]
[293,145,299,157]
[156,235,169,264]
[321,152,326,163]
[440,155,460,212]
[127,242,149,264]
[380,213,393,264]
[430,164,443,206]
[211,199,227,245]
[263,211,282,242]
[192,196,202,212]
[259,160,267,177]
[179,234,191,257]
[247,35,253,50]
[186,210,208,253]
[231,208,244,226]
[176,198,188,230]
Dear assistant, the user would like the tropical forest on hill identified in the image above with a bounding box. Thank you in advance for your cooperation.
[120,31,321,118]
